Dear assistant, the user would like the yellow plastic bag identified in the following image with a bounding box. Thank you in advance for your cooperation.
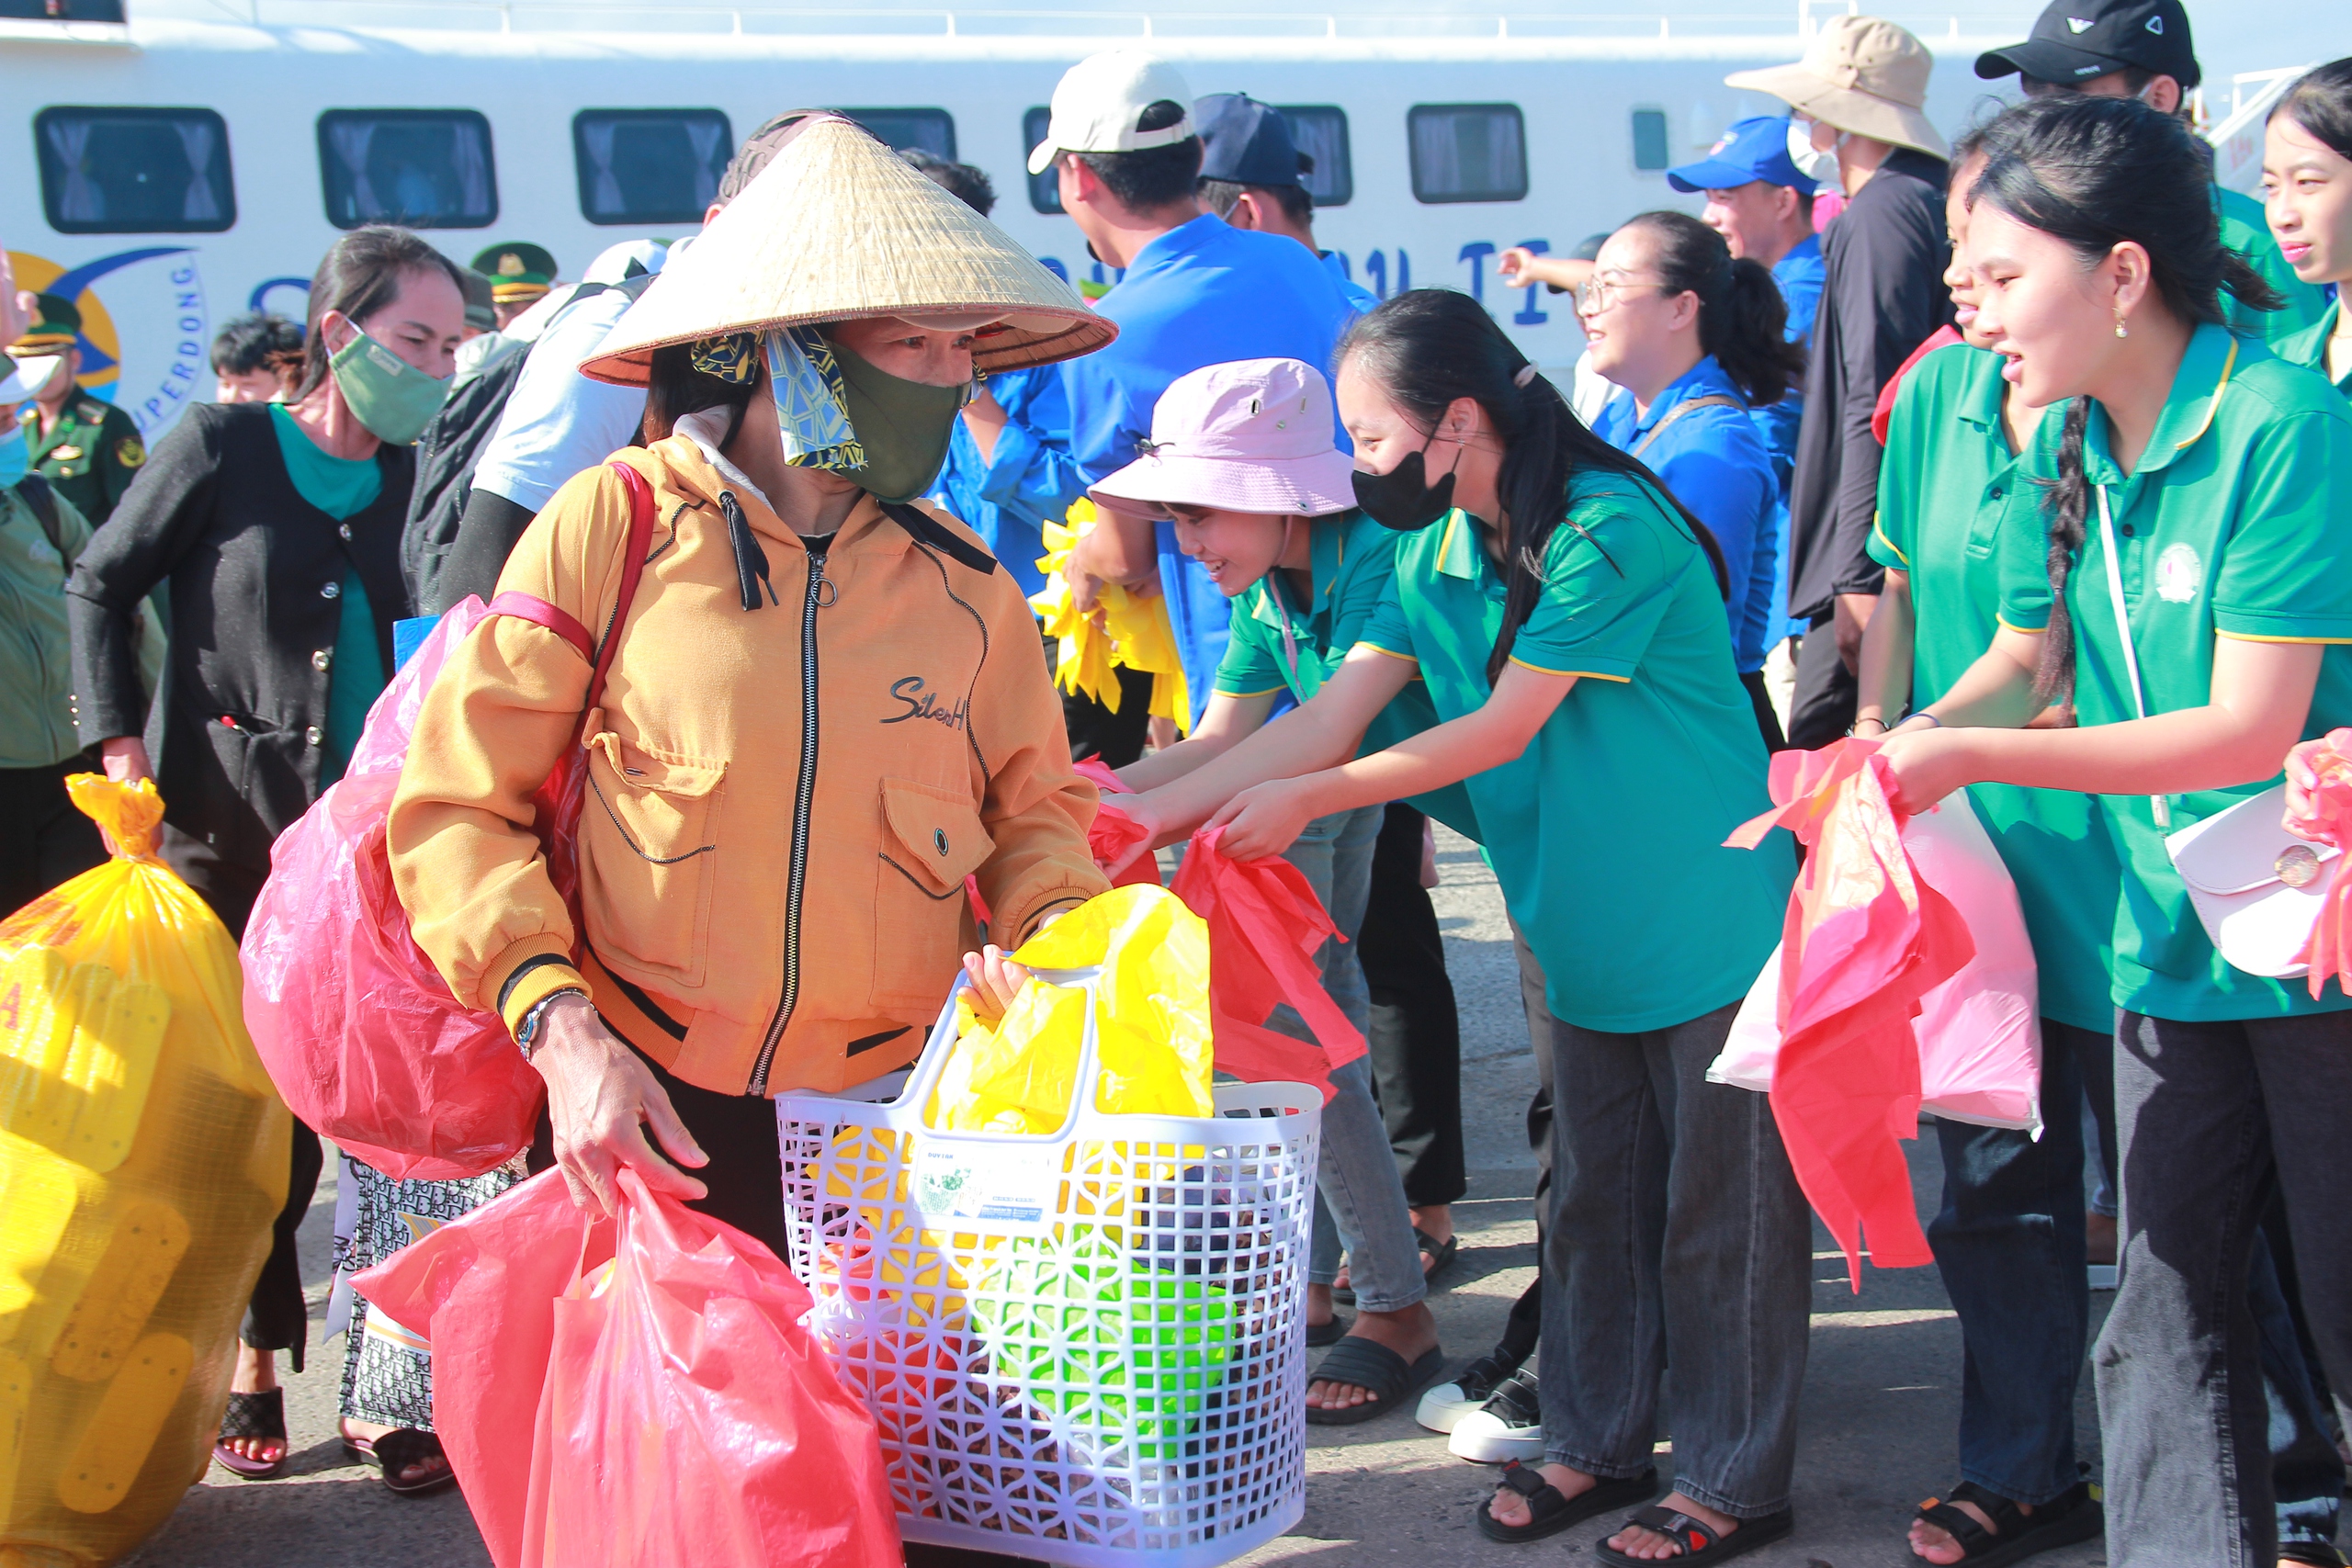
[1030,501,1193,736]
[924,884,1215,1134]
[0,777,288,1566]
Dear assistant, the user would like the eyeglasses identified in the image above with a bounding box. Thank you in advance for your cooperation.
[1574,277,1668,316]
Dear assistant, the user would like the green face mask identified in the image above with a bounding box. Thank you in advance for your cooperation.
[329,326,452,446]
[827,339,969,504]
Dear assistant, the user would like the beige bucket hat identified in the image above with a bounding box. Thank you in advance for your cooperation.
[1724,16,1950,159]
[582,114,1114,385]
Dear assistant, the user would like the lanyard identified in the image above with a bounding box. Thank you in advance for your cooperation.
[2095,483,2170,829]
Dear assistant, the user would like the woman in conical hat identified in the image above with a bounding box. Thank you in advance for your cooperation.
[388,115,1116,1246]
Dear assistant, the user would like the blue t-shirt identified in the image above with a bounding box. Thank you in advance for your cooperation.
[1320,250,1380,315]
[1592,357,1778,672]
[925,364,1088,599]
[1060,214,1361,723]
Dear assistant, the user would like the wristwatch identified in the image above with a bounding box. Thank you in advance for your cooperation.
[515,987,589,1061]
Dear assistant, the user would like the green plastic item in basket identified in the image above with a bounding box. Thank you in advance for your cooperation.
[969,1227,1233,1461]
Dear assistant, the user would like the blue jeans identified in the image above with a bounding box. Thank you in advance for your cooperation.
[1272,805,1424,1314]
[1927,1019,2099,1506]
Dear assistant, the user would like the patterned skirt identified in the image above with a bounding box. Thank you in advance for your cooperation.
[333,1153,527,1430]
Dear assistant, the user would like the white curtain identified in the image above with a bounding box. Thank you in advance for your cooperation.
[174,118,220,223]
[448,118,492,220]
[684,116,725,210]
[43,117,100,223]
[1284,110,1348,204]
[326,119,379,222]
[581,118,624,218]
[1413,109,1521,200]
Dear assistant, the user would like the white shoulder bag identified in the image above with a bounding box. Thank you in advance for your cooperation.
[2094,485,2341,976]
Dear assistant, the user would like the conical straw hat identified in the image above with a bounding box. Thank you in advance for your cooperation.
[582,115,1114,384]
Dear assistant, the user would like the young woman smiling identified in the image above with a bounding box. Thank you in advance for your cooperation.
[2265,59,2352,392]
[1871,93,2352,1568]
[1114,290,1804,1566]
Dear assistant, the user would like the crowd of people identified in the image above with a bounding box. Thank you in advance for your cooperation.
[3,0,2350,1563]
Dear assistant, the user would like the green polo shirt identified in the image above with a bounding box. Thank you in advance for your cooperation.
[1868,343,2120,1033]
[1213,508,1477,839]
[2216,186,2329,346]
[1996,323,2352,1020]
[2274,300,2351,396]
[1356,480,1792,1032]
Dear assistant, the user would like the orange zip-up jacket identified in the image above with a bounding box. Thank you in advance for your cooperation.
[388,435,1107,1096]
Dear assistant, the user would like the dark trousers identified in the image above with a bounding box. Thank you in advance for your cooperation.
[1060,661,1155,767]
[1738,668,1789,753]
[1358,803,1465,1208]
[1786,615,1858,752]
[162,820,328,1372]
[1927,1019,2104,1506]
[2097,1009,2352,1567]
[0,759,107,919]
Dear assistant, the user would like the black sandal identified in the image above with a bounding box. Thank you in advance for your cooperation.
[1909,1479,2102,1566]
[1305,1310,1350,1348]
[1304,1337,1445,1427]
[1594,1503,1793,1564]
[213,1389,288,1479]
[344,1427,458,1497]
[1474,1462,1660,1545]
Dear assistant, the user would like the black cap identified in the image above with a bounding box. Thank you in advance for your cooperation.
[1975,0,2199,91]
[1194,94,1303,187]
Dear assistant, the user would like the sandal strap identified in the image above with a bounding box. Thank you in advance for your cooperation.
[370,1427,447,1479]
[1915,1495,2004,1555]
[1623,1505,1719,1553]
[219,1388,286,1442]
[1498,1462,1550,1500]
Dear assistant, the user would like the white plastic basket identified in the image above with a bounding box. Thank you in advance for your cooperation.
[775,967,1321,1568]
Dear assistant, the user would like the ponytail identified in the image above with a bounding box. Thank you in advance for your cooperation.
[1340,288,1730,689]
[1622,209,1807,408]
[2030,396,2094,711]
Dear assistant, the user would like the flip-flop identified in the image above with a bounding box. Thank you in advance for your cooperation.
[343,1427,458,1497]
[1306,1310,1351,1348]
[1305,1338,1446,1427]
[1594,1503,1793,1565]
[1475,1462,1659,1545]
[213,1388,288,1479]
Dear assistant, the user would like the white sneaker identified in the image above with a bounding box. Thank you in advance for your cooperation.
[1415,1351,1520,1434]
[1448,1370,1544,1464]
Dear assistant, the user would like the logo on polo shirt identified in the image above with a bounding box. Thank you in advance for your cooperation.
[2155,543,2202,604]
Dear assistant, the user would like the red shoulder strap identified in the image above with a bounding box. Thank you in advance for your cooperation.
[484,592,592,661]
[585,460,657,716]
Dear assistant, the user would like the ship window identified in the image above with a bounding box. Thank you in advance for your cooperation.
[1408,104,1527,204]
[1276,105,1352,207]
[837,107,956,161]
[574,109,730,225]
[1023,107,1061,213]
[317,109,497,230]
[1632,108,1671,172]
[35,107,235,234]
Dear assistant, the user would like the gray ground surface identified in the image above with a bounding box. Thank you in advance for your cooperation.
[124,827,2326,1567]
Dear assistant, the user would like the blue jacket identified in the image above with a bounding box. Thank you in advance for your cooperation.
[924,365,1087,599]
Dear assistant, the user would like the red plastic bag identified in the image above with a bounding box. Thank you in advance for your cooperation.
[355,1169,900,1568]
[2290,734,2352,997]
[1072,758,1160,887]
[1724,739,1973,1280]
[240,463,654,1179]
[1169,824,1364,1099]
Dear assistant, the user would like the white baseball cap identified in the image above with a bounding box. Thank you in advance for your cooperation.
[1026,50,1196,176]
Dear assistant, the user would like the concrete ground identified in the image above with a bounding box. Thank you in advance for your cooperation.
[123,828,2330,1567]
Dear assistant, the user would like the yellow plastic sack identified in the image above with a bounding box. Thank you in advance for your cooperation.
[924,884,1215,1134]
[1030,501,1193,736]
[0,777,288,1566]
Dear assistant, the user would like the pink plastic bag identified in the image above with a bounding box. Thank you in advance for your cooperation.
[239,598,548,1179]
[1713,791,2044,1132]
[1721,740,1978,1280]
[354,1169,900,1568]
[240,462,657,1179]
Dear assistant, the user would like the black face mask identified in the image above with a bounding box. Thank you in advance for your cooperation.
[1351,440,1457,533]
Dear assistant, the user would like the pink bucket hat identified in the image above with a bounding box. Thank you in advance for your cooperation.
[1091,357,1357,518]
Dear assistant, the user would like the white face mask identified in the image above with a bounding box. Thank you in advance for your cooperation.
[1787,120,1844,186]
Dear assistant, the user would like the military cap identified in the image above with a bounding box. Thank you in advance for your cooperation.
[10,294,81,357]
[469,243,559,305]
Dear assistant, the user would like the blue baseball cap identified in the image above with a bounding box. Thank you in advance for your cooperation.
[1666,115,1816,196]
[1194,94,1303,187]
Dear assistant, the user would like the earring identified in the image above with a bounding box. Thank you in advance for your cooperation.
[2114,310,2130,340]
